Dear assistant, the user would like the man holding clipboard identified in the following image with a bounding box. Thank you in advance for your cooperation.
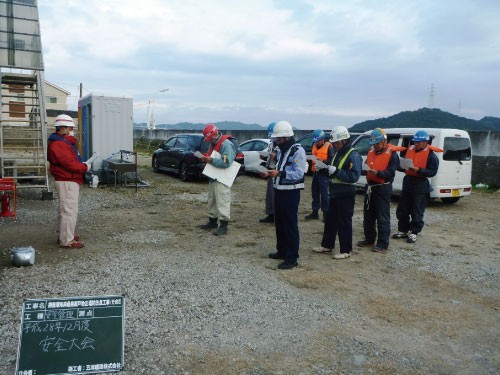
[198,124,237,236]
[393,130,442,244]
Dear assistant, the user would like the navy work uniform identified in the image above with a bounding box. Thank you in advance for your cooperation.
[273,140,307,265]
[362,145,401,250]
[321,143,362,255]
[396,147,439,238]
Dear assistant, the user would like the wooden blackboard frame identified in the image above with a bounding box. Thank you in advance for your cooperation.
[16,295,125,375]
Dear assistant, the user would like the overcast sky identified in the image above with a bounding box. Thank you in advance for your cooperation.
[38,0,500,129]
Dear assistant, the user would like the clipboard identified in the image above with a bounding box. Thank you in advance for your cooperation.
[202,151,241,187]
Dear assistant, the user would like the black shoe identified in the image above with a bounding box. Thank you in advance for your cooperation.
[357,239,375,247]
[200,218,218,229]
[268,252,285,260]
[372,245,388,253]
[305,211,319,220]
[278,261,298,270]
[259,214,275,223]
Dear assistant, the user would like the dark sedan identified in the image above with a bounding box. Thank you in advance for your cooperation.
[152,133,244,181]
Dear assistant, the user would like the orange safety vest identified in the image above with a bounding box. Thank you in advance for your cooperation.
[208,134,232,154]
[311,142,331,172]
[404,144,443,177]
[366,144,406,184]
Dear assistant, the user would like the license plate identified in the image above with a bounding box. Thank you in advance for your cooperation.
[451,189,460,197]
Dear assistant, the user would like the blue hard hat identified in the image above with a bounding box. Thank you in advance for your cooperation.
[267,122,276,138]
[312,129,326,143]
[369,128,387,145]
[413,130,430,142]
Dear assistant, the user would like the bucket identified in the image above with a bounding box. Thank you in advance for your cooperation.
[10,246,36,266]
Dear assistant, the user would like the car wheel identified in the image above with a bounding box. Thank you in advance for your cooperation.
[441,197,460,204]
[153,157,159,173]
[179,162,190,182]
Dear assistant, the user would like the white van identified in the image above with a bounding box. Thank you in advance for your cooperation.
[352,128,472,203]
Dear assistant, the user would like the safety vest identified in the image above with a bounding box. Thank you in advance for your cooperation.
[208,135,232,154]
[311,142,331,172]
[330,148,354,184]
[274,144,305,190]
[366,144,406,184]
[405,144,443,177]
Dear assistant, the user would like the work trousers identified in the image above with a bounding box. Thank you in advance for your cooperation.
[363,186,392,248]
[55,181,80,246]
[311,172,330,212]
[274,189,300,263]
[264,177,275,215]
[322,193,355,254]
[207,180,231,222]
[396,190,428,234]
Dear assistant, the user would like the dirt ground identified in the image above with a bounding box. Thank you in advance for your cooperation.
[1,155,499,374]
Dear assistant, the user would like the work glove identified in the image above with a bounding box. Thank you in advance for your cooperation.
[85,162,91,171]
[328,165,337,175]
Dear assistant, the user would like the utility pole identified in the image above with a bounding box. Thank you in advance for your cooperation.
[428,83,435,109]
[149,88,169,130]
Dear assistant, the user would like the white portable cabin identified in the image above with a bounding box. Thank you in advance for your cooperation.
[352,128,472,203]
[78,95,133,170]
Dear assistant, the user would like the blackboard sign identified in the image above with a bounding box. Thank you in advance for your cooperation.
[16,296,125,375]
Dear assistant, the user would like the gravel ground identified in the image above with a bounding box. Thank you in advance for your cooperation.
[1,162,499,374]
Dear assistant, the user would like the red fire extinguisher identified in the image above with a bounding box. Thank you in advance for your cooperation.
[1,192,14,217]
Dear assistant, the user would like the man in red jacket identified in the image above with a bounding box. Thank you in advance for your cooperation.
[47,114,90,248]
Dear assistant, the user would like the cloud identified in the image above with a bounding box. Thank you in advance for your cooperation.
[37,0,500,128]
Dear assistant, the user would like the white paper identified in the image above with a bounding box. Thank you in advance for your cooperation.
[399,157,414,170]
[193,151,204,159]
[202,151,241,187]
[306,155,317,161]
[243,152,263,170]
[253,165,269,173]
[85,152,99,164]
[314,159,329,170]
[362,163,370,171]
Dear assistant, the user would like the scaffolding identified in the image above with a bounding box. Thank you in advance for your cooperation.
[0,0,50,192]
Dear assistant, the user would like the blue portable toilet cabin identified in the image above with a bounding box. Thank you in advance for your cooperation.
[78,94,133,170]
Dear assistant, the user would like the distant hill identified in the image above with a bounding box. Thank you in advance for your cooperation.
[134,121,265,130]
[349,108,500,133]
[134,109,500,132]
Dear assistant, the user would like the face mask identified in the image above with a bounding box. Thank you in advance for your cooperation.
[68,130,75,137]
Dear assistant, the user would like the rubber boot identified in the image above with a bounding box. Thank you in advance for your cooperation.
[305,209,319,220]
[213,220,228,236]
[199,217,217,229]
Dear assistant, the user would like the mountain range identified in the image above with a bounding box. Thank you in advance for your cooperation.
[134,108,500,132]
[349,108,500,132]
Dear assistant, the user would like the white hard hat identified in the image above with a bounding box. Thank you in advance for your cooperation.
[54,114,76,128]
[271,120,294,138]
[330,126,349,142]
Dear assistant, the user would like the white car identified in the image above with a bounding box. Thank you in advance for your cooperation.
[352,128,472,203]
[239,138,272,174]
